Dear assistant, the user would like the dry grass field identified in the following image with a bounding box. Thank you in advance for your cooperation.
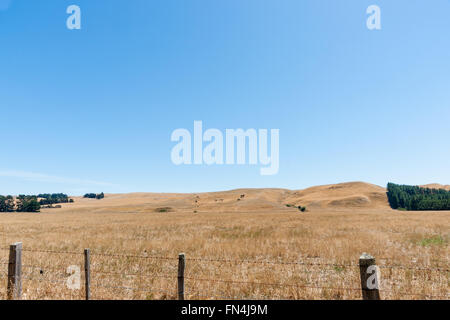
[0,182,448,300]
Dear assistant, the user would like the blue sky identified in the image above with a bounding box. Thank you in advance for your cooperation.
[0,0,449,195]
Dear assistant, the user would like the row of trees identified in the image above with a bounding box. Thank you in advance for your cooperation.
[387,183,450,211]
[37,193,72,205]
[83,192,105,200]
[0,193,76,212]
[0,195,40,212]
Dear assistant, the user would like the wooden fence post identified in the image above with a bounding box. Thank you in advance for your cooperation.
[359,253,381,300]
[84,249,91,300]
[7,242,22,300]
[178,253,185,300]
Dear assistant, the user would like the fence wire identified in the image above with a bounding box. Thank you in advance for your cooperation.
[0,246,448,300]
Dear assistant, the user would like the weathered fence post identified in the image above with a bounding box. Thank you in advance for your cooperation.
[84,248,91,300]
[359,253,381,300]
[178,253,185,300]
[7,242,22,300]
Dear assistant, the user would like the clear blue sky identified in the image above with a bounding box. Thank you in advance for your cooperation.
[0,0,449,195]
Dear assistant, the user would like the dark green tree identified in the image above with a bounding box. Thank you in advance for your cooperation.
[387,183,450,211]
[16,197,40,212]
[0,195,15,212]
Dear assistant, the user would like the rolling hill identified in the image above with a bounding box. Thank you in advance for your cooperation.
[46,181,392,214]
[421,184,450,191]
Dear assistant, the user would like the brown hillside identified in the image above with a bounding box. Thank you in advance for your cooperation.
[46,182,390,214]
[284,182,389,210]
[421,184,450,191]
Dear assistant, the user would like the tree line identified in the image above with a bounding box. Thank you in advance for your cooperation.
[0,195,40,212]
[387,183,450,211]
[37,193,73,205]
[83,192,104,199]
[0,193,74,212]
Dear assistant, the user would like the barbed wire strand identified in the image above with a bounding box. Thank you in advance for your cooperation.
[22,248,83,255]
[91,269,176,279]
[3,270,447,300]
[2,246,447,271]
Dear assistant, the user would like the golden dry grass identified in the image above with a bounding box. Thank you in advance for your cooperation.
[0,182,448,300]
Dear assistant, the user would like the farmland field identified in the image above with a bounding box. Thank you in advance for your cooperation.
[0,183,448,300]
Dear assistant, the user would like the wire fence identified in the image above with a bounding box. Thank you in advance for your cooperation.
[0,245,448,300]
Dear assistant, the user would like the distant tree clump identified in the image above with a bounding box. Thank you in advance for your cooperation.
[16,196,41,212]
[0,193,74,213]
[0,195,15,212]
[387,183,450,211]
[38,193,70,205]
[84,192,105,200]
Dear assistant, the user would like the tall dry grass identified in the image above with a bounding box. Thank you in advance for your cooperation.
[0,208,448,300]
